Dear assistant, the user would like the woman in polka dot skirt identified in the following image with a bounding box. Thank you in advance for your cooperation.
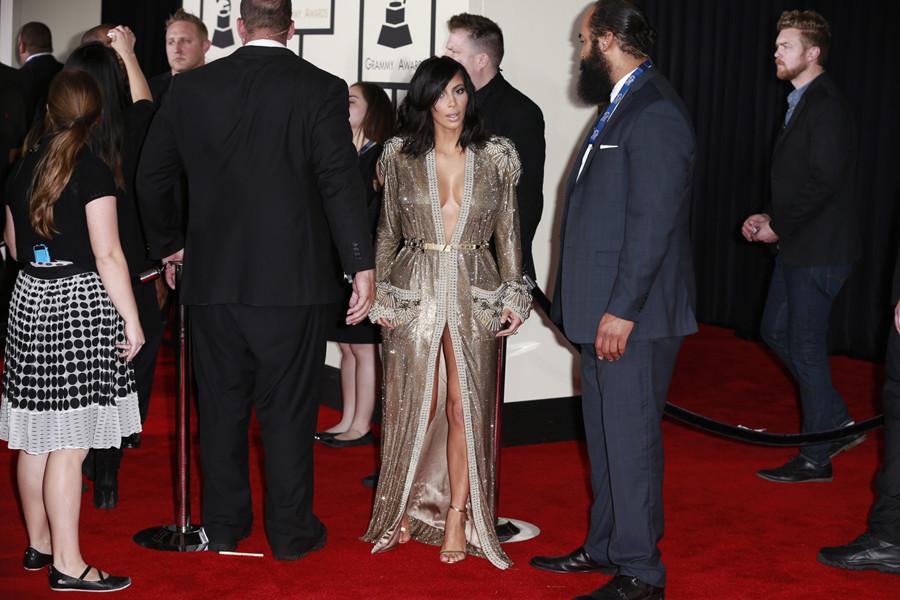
[1,71,143,592]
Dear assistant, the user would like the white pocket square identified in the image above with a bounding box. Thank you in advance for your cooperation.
[598,144,619,149]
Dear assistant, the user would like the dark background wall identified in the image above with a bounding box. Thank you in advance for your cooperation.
[101,0,181,78]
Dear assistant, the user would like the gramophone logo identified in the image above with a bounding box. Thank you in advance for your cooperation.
[360,0,436,88]
[377,1,413,49]
[211,0,235,49]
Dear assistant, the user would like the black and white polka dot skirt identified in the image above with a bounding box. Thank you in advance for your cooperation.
[0,271,141,454]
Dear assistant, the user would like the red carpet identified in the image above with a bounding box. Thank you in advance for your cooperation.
[0,325,896,598]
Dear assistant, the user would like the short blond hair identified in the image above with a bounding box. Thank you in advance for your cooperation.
[777,10,831,65]
[165,9,208,41]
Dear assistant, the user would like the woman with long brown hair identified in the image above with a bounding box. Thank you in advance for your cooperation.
[0,70,142,592]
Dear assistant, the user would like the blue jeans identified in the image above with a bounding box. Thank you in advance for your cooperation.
[760,256,853,465]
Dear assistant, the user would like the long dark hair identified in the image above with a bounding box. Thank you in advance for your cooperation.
[64,42,128,189]
[25,71,102,238]
[353,82,395,145]
[397,56,487,157]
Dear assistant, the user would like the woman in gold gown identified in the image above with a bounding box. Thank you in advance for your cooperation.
[362,56,531,568]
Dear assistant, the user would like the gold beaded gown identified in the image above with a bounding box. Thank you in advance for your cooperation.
[362,136,531,569]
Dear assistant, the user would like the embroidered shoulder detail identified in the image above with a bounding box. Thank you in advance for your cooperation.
[378,136,405,173]
[484,136,522,184]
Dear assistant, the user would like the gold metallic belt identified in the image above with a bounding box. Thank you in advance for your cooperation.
[404,239,490,252]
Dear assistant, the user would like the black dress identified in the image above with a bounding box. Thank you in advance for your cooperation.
[0,142,141,453]
[327,142,383,344]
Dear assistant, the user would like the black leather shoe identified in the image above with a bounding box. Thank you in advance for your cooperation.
[319,431,375,448]
[207,541,237,553]
[574,575,664,599]
[273,529,327,561]
[48,565,131,592]
[23,547,52,571]
[757,455,832,483]
[818,533,900,574]
[529,546,616,574]
[827,429,866,459]
[122,433,141,449]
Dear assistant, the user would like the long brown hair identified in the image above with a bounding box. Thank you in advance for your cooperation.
[23,70,102,239]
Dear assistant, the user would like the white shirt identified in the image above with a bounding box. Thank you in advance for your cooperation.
[576,66,639,181]
[24,52,53,64]
[246,39,287,49]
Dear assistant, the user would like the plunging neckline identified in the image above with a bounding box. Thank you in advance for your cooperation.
[427,147,473,245]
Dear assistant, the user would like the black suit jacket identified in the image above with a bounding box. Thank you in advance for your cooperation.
[767,72,859,267]
[136,45,374,306]
[19,54,62,126]
[149,71,173,106]
[0,63,26,180]
[551,68,697,343]
[476,73,545,280]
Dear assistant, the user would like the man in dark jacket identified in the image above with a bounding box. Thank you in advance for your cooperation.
[445,13,545,281]
[137,0,374,560]
[743,10,861,483]
[16,22,62,125]
[817,246,900,574]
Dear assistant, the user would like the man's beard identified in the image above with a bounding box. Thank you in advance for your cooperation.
[577,45,614,105]
[775,60,805,82]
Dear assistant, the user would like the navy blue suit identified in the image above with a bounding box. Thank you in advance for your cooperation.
[552,67,696,587]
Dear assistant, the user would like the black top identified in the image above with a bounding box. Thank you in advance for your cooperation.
[475,73,545,280]
[0,63,27,183]
[5,142,116,269]
[767,72,860,267]
[137,45,375,306]
[117,100,156,276]
[359,142,383,233]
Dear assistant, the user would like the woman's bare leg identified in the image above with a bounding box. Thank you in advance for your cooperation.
[325,343,356,433]
[18,451,52,555]
[333,343,377,441]
[440,328,468,564]
[45,448,109,580]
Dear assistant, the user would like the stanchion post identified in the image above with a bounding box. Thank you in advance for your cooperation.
[134,263,207,552]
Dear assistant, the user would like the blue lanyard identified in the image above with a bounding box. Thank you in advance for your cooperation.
[586,60,653,146]
[358,140,375,156]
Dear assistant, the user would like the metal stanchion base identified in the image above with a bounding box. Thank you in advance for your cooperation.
[496,517,540,543]
[133,524,208,552]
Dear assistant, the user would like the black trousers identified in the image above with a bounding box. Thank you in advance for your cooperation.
[869,321,900,544]
[190,303,329,558]
[133,280,164,423]
[580,337,684,589]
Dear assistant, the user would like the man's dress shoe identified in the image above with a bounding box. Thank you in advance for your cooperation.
[529,546,616,574]
[273,529,327,561]
[818,533,900,574]
[23,547,52,571]
[756,455,832,483]
[574,575,664,600]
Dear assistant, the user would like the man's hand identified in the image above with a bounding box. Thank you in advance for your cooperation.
[347,269,375,325]
[163,249,184,289]
[741,213,778,243]
[894,299,900,335]
[594,312,635,361]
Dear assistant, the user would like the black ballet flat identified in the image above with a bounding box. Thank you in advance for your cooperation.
[319,431,375,448]
[122,433,141,449]
[23,547,52,571]
[314,431,340,441]
[48,565,131,592]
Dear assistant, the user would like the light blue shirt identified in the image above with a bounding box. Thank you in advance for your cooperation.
[784,80,813,126]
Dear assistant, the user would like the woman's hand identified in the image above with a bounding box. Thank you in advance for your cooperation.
[376,317,395,330]
[107,25,137,58]
[496,308,523,337]
[117,320,145,362]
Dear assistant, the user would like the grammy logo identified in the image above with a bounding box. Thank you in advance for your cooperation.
[212,0,236,49]
[377,0,413,49]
